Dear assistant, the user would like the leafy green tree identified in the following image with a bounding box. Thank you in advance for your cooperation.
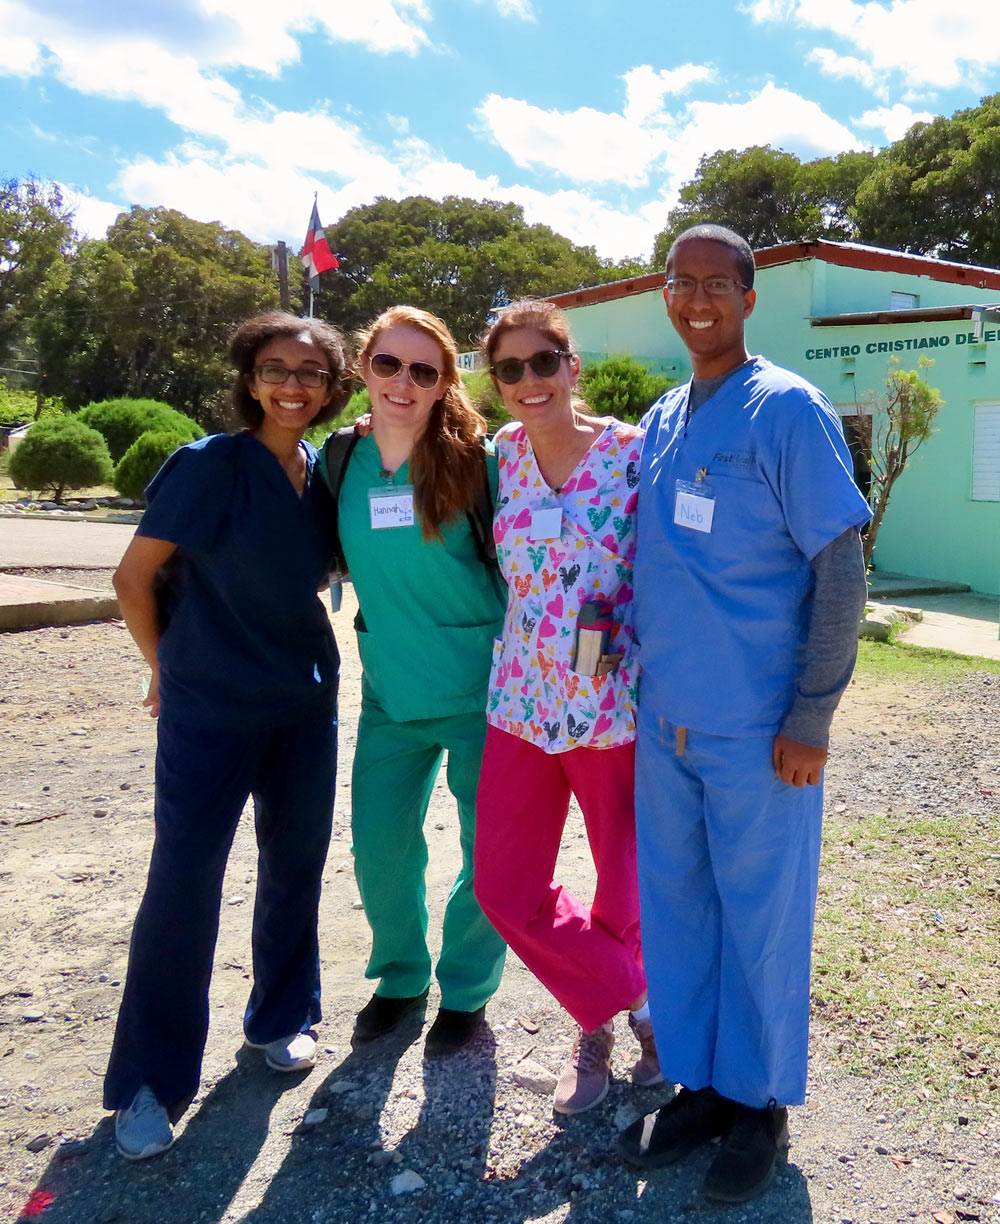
[314,196,630,346]
[579,355,674,423]
[37,207,279,426]
[858,357,943,568]
[854,93,1000,267]
[8,416,113,501]
[113,430,190,500]
[0,381,65,429]
[78,397,203,462]
[651,146,876,265]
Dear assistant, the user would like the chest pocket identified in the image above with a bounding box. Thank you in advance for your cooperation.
[701,470,784,557]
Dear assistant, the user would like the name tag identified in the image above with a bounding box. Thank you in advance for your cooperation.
[674,481,714,534]
[369,485,415,529]
[530,506,562,540]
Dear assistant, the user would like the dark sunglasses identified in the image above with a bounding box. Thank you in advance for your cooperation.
[368,352,441,390]
[490,349,570,385]
[254,363,331,389]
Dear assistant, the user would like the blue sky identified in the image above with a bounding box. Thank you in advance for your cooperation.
[2,0,997,261]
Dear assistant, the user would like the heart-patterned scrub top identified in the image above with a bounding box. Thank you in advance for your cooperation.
[487,418,643,754]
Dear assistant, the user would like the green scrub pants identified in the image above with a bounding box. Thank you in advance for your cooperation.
[351,688,507,1011]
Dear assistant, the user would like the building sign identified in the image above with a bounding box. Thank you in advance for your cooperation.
[457,351,481,372]
[805,330,1000,361]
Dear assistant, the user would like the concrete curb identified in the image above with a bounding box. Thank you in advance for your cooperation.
[0,574,119,632]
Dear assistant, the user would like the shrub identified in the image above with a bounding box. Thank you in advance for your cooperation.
[0,381,66,429]
[463,370,511,434]
[113,430,191,501]
[579,355,674,423]
[78,398,204,462]
[8,417,113,501]
[305,387,371,447]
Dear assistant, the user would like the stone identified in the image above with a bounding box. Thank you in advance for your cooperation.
[22,1009,45,1022]
[26,1134,51,1153]
[303,1108,328,1127]
[510,1059,557,1095]
[390,1170,425,1195]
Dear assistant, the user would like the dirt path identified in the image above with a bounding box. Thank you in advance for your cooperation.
[1,593,999,1224]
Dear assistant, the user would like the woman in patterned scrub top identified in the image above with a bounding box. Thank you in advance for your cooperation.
[474,300,661,1116]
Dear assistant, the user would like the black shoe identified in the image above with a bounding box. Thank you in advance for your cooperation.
[352,989,429,1043]
[701,1100,789,1203]
[424,1006,486,1057]
[617,1086,738,1170]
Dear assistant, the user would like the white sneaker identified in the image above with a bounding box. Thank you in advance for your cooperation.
[261,1031,318,1072]
[115,1086,174,1160]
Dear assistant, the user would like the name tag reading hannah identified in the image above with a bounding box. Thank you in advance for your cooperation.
[674,479,715,534]
[369,485,415,529]
[530,505,563,540]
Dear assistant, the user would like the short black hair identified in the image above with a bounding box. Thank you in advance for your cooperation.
[228,311,354,429]
[666,224,756,289]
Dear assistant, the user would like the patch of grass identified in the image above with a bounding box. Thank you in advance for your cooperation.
[814,809,1000,1107]
[855,638,1000,682]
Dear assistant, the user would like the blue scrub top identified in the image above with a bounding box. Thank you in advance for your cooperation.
[634,357,870,737]
[139,432,339,731]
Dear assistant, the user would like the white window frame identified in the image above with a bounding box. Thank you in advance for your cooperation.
[972,402,1000,502]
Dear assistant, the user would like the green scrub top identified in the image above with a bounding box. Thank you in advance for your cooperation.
[339,433,507,723]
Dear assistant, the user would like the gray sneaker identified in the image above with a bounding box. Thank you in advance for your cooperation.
[553,1023,615,1115]
[628,1013,664,1086]
[264,1031,317,1072]
[115,1086,174,1161]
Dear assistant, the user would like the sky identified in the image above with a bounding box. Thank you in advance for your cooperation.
[2,0,998,263]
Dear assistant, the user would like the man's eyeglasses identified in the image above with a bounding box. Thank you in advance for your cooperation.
[254,363,331,389]
[490,349,571,385]
[368,352,441,390]
[665,276,748,297]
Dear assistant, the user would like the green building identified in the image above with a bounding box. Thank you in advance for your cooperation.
[550,241,1000,595]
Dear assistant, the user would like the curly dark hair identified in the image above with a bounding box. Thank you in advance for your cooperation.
[228,311,354,429]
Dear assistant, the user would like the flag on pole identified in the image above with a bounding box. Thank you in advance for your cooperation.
[300,201,338,290]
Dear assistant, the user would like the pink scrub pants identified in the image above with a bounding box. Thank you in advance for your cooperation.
[474,724,646,1033]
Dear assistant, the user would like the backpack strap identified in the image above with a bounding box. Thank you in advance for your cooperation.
[466,443,498,568]
[317,427,360,576]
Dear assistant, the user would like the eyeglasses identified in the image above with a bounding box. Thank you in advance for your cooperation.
[490,349,570,385]
[368,352,441,390]
[254,363,331,389]
[665,276,748,297]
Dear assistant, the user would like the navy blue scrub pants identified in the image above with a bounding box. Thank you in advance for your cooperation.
[103,702,337,1121]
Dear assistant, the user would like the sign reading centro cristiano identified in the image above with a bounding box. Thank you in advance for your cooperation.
[805,330,1000,361]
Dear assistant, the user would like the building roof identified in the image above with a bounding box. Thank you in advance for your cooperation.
[547,240,1000,310]
[811,303,1000,328]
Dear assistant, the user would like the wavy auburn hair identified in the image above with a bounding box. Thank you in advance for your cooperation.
[358,305,487,542]
[481,298,589,416]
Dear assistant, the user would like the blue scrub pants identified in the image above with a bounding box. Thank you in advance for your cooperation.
[635,713,822,1108]
[103,704,337,1120]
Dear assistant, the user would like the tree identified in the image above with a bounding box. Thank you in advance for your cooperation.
[651,146,876,266]
[857,358,943,568]
[313,196,632,346]
[113,430,190,500]
[854,93,1000,267]
[37,207,280,426]
[579,355,675,423]
[8,416,113,502]
[78,397,203,462]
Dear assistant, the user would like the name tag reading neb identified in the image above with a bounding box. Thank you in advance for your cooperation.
[369,485,415,529]
[674,480,715,534]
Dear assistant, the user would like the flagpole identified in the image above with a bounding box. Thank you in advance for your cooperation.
[309,191,317,318]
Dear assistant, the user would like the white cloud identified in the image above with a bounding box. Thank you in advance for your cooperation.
[58,186,124,239]
[749,0,1000,91]
[854,103,936,142]
[623,64,715,124]
[808,48,883,97]
[470,0,535,20]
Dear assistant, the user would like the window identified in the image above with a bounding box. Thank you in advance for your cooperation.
[891,291,919,310]
[972,404,1000,501]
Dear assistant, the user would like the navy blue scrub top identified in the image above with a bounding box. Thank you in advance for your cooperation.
[139,432,339,731]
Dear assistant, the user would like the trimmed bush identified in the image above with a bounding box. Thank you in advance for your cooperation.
[579,355,674,424]
[78,398,204,462]
[113,430,191,501]
[8,417,113,501]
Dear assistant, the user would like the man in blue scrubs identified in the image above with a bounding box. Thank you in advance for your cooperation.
[619,225,870,1202]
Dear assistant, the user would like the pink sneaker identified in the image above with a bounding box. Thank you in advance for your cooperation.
[553,1023,615,1114]
[628,1013,664,1086]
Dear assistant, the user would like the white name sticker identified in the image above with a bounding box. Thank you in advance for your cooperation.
[369,486,415,529]
[674,488,715,534]
[530,506,563,540]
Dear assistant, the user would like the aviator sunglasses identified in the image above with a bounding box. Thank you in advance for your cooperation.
[368,352,441,390]
[490,349,571,385]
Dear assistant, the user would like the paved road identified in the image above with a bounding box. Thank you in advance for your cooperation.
[0,518,136,568]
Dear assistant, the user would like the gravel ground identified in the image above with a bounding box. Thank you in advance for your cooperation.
[1,590,999,1224]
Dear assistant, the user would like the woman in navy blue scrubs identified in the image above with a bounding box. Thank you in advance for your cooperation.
[104,312,352,1160]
